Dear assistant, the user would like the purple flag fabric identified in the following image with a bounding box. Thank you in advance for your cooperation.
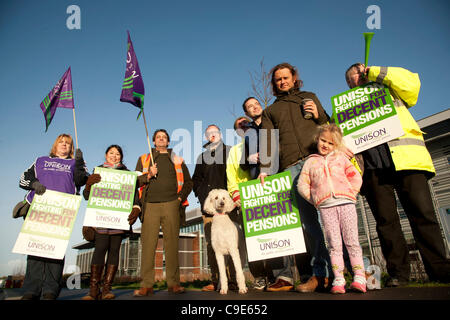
[39,67,74,132]
[120,31,145,117]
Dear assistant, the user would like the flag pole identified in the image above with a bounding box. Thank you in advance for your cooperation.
[72,108,79,149]
[68,66,79,149]
[141,109,154,166]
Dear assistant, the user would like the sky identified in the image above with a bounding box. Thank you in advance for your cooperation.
[0,0,449,277]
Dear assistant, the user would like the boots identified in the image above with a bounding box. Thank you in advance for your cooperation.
[82,264,104,300]
[101,265,118,300]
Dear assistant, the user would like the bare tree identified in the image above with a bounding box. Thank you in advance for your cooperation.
[248,57,273,108]
[227,103,238,120]
[227,58,272,121]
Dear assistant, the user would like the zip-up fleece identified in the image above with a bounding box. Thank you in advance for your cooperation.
[297,151,362,208]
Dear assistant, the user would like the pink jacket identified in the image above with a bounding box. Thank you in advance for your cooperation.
[297,151,362,208]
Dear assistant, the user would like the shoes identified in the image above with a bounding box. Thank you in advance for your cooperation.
[296,276,329,293]
[350,275,367,293]
[266,278,293,292]
[168,285,185,294]
[331,285,346,294]
[428,274,450,283]
[253,277,267,291]
[21,293,38,300]
[330,277,346,294]
[133,287,154,297]
[202,283,216,292]
[385,277,409,287]
[42,293,57,300]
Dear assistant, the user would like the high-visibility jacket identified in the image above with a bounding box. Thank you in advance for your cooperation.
[139,153,189,206]
[226,141,252,197]
[367,66,435,177]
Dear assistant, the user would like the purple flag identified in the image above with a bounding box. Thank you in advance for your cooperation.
[39,67,74,132]
[120,31,145,118]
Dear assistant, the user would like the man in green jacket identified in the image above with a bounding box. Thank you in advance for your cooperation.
[345,63,450,285]
[258,62,332,292]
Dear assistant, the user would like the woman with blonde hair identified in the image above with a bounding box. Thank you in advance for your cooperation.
[19,133,88,300]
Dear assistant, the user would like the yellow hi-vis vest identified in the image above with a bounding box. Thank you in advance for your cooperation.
[139,153,189,206]
[367,66,435,177]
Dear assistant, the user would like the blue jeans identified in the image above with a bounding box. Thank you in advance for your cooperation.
[271,161,332,281]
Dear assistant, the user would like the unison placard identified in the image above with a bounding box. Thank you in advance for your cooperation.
[12,190,81,260]
[83,167,137,230]
[239,171,306,262]
[331,82,404,153]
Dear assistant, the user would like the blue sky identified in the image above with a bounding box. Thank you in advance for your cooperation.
[0,0,449,276]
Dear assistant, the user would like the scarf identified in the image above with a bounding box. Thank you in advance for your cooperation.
[103,162,124,169]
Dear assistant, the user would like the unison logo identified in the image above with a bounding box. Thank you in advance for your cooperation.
[28,239,56,252]
[353,128,387,146]
[96,214,121,224]
[258,238,291,251]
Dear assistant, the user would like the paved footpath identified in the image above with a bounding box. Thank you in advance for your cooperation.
[3,286,450,300]
[3,287,449,318]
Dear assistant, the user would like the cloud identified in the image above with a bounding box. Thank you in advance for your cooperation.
[0,259,26,277]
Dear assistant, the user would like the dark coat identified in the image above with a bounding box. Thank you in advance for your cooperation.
[240,121,261,179]
[192,142,230,215]
[260,89,330,172]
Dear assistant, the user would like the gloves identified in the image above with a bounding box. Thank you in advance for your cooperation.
[32,181,46,195]
[128,207,141,225]
[75,148,83,161]
[75,148,85,169]
[85,173,101,192]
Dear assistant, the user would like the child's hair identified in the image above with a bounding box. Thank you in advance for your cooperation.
[314,123,344,150]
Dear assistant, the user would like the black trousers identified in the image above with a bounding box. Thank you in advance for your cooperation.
[234,209,274,282]
[91,233,122,266]
[362,169,450,281]
[23,255,64,298]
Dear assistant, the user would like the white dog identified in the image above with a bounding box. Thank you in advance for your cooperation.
[203,189,248,295]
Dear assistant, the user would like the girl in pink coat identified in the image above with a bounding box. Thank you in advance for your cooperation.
[297,124,366,293]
